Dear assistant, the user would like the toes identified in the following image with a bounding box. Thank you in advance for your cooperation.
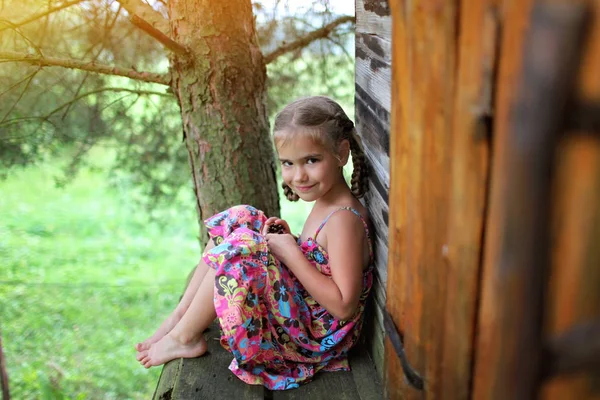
[136,350,148,361]
[137,342,149,351]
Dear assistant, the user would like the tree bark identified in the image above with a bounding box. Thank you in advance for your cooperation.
[169,0,280,238]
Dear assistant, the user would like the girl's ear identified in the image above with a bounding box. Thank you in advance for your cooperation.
[337,140,350,166]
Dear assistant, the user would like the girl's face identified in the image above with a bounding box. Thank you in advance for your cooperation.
[276,134,346,202]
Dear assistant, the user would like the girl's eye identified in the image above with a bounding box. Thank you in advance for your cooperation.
[307,158,319,164]
[281,161,292,167]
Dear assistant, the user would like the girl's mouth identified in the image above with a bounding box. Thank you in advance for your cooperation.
[295,184,315,192]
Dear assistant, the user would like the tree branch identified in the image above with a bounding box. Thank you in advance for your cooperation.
[62,4,123,120]
[0,51,170,86]
[1,68,38,123]
[0,0,85,32]
[264,15,355,64]
[117,0,188,55]
[0,88,169,129]
[129,14,189,55]
[118,0,169,33]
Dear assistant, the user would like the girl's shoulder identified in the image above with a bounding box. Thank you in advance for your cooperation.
[328,204,368,230]
[317,201,370,239]
[317,202,372,268]
[332,200,368,222]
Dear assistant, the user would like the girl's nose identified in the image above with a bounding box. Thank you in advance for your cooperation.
[294,167,308,182]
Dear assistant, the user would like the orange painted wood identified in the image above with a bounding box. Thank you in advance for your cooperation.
[542,138,600,399]
[387,0,416,397]
[438,0,498,397]
[542,1,600,398]
[471,0,535,397]
[473,1,592,398]
[387,0,460,398]
[388,0,599,398]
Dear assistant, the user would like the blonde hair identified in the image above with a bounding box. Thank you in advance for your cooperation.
[273,96,369,201]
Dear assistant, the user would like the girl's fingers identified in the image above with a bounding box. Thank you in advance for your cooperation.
[263,217,278,235]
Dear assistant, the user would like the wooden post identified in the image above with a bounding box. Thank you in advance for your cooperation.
[386,0,459,397]
[473,3,589,398]
[542,0,600,397]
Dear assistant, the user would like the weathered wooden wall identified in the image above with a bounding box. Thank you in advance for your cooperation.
[539,0,600,396]
[384,0,600,398]
[386,0,490,397]
[355,0,392,377]
[473,0,600,398]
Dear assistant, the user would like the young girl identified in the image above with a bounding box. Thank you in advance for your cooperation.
[135,96,373,390]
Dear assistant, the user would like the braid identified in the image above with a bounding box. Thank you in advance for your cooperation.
[332,112,369,198]
[282,182,299,202]
[348,130,369,198]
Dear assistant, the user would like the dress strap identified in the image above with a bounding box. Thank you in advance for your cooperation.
[313,207,374,262]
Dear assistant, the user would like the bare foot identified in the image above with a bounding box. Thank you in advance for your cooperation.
[137,332,208,368]
[135,311,183,352]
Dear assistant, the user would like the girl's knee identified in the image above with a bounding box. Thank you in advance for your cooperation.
[230,204,259,215]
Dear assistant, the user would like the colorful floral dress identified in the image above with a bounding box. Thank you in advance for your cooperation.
[202,205,373,390]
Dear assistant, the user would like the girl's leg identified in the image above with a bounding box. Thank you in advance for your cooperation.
[135,240,216,351]
[137,267,217,367]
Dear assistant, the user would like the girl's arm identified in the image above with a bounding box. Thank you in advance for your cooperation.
[277,213,366,320]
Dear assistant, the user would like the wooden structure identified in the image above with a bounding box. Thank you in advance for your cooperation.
[153,323,382,399]
[382,0,600,398]
[355,0,393,374]
[155,0,600,398]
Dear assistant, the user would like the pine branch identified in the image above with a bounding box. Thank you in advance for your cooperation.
[118,0,169,34]
[0,0,85,32]
[117,0,188,55]
[0,51,170,85]
[0,68,38,123]
[263,15,355,64]
[0,87,169,129]
[129,14,189,55]
[61,5,123,119]
[2,87,170,123]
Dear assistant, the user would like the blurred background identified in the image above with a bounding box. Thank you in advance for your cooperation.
[0,0,355,398]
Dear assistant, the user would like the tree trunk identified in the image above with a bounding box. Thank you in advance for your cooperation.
[169,0,280,239]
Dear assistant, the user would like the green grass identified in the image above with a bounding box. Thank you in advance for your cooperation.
[0,147,315,399]
[0,148,201,399]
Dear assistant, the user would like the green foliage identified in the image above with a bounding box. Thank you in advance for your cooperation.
[0,1,355,398]
[0,0,169,180]
[0,0,354,219]
[0,146,327,399]
[0,147,199,399]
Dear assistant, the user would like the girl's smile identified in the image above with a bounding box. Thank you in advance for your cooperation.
[295,184,316,192]
[276,135,343,202]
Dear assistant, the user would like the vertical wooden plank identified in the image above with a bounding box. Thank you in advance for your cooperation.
[439,0,498,397]
[355,0,392,380]
[384,0,419,399]
[541,141,600,397]
[542,1,600,398]
[473,3,589,399]
[386,2,412,397]
[471,0,534,396]
[387,0,458,398]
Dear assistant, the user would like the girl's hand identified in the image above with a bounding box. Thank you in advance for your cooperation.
[262,217,292,236]
[265,233,300,265]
